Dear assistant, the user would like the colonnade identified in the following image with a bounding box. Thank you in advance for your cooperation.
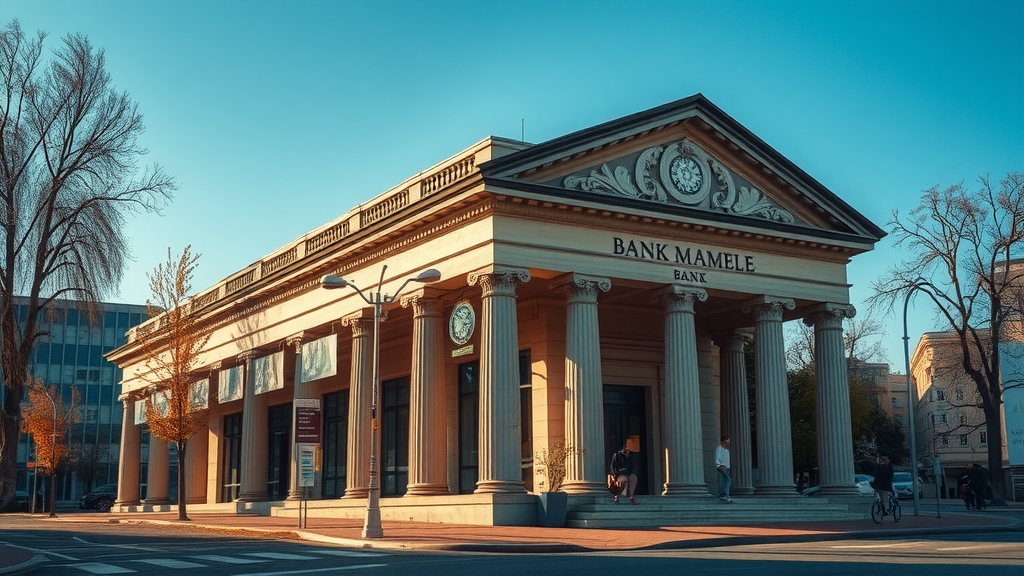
[114,272,859,507]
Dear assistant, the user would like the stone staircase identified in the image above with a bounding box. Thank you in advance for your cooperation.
[565,494,873,528]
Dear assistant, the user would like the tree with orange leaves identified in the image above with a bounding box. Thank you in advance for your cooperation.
[136,246,210,521]
[20,379,79,516]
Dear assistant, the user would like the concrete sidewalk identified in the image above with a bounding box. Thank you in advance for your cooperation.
[2,505,1022,574]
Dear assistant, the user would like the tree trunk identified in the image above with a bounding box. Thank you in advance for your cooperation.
[48,473,57,517]
[0,413,18,512]
[986,407,1006,505]
[177,440,188,521]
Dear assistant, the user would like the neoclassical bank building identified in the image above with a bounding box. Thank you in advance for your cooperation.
[108,95,884,526]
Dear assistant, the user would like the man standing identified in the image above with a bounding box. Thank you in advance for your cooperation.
[610,443,638,505]
[715,436,733,503]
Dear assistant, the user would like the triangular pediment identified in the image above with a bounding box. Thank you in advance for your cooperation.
[479,94,885,245]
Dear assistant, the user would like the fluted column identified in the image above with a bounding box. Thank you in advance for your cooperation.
[344,312,374,498]
[237,351,269,501]
[115,397,141,506]
[806,304,858,496]
[743,297,796,496]
[185,428,209,504]
[713,332,754,495]
[144,434,171,504]
[469,268,530,494]
[552,273,611,494]
[287,334,308,500]
[655,285,708,496]
[402,294,450,495]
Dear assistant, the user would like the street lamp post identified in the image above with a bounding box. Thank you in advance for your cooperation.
[902,280,931,517]
[320,265,441,539]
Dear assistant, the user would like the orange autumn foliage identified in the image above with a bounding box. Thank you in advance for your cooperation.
[20,380,79,475]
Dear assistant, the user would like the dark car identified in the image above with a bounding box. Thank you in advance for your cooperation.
[79,484,117,512]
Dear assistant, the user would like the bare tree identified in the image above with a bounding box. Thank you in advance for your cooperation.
[20,379,78,515]
[785,310,889,371]
[871,172,1024,505]
[0,20,173,511]
[137,247,209,521]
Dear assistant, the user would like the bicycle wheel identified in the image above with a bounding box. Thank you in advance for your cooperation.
[871,499,883,523]
[891,499,901,523]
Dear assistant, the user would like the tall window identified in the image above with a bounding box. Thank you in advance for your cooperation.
[959,434,969,446]
[940,434,949,447]
[935,389,945,401]
[519,350,533,491]
[980,432,988,446]
[321,390,349,498]
[381,377,410,496]
[955,390,964,401]
[221,413,243,502]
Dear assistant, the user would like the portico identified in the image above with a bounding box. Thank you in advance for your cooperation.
[107,94,883,525]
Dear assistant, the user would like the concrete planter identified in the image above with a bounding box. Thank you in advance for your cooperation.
[536,492,568,527]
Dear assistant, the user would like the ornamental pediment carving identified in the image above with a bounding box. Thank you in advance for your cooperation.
[551,138,800,225]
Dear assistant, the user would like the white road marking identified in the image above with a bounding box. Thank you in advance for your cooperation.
[829,542,919,549]
[63,562,136,574]
[134,558,208,568]
[72,536,161,552]
[241,552,321,560]
[0,540,78,560]
[936,546,981,551]
[309,550,389,557]
[236,565,388,576]
[190,554,269,564]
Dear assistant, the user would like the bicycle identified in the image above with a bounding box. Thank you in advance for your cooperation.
[871,490,901,524]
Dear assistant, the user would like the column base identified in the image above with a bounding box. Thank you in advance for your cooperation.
[143,498,173,505]
[754,484,797,497]
[405,483,451,496]
[344,488,369,499]
[235,493,269,502]
[474,480,526,494]
[114,499,140,507]
[661,482,708,496]
[731,486,756,496]
[817,484,858,497]
[561,481,608,495]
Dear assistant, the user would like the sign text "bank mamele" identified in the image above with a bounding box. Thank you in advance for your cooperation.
[612,237,756,272]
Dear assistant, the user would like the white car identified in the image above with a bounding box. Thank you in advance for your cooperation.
[855,474,874,496]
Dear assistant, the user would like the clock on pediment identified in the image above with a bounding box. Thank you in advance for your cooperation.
[658,141,712,205]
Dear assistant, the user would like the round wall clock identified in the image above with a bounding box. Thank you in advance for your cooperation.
[449,302,475,345]
[658,140,713,205]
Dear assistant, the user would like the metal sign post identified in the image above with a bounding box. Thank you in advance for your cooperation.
[293,399,321,529]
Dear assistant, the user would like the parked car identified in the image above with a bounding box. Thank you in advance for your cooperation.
[892,472,922,499]
[14,490,43,512]
[79,484,117,511]
[855,474,874,496]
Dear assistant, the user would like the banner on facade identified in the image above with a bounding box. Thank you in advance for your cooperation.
[1000,342,1024,466]
[254,351,284,395]
[301,334,337,383]
[219,365,244,403]
[294,398,322,444]
[134,398,147,425]
[190,378,209,410]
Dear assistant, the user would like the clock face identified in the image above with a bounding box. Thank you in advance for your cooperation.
[669,156,703,193]
[449,303,475,345]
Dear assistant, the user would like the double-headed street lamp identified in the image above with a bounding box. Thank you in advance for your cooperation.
[320,265,441,539]
[902,278,934,517]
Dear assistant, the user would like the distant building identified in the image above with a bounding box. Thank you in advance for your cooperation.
[10,298,147,501]
[851,361,911,459]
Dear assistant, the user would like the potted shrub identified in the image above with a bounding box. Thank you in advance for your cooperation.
[535,442,572,527]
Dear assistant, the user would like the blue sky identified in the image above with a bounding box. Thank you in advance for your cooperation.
[4,0,1022,369]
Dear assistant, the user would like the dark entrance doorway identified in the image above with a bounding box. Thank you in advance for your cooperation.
[267,403,292,500]
[604,385,649,495]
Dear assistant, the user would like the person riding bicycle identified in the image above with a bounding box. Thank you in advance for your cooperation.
[869,455,894,513]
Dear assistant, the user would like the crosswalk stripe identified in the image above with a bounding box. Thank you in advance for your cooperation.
[310,550,389,557]
[135,558,208,568]
[191,554,269,564]
[64,563,136,574]
[241,552,320,560]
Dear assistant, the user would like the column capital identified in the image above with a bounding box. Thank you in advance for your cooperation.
[803,303,857,328]
[468,267,530,297]
[712,331,752,352]
[286,332,306,352]
[549,273,611,303]
[652,284,707,312]
[237,350,259,364]
[742,296,796,321]
[400,290,449,317]
[342,310,375,337]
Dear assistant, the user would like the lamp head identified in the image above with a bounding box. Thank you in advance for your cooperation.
[413,269,442,284]
[320,274,350,290]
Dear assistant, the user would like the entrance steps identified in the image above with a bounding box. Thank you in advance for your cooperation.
[565,494,872,528]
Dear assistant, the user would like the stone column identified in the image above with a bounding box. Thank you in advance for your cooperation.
[713,332,754,496]
[344,311,374,498]
[144,434,171,504]
[552,273,611,494]
[402,294,450,495]
[237,351,269,502]
[806,304,858,496]
[185,428,209,504]
[115,396,141,506]
[469,268,530,494]
[287,334,308,500]
[743,297,796,496]
[655,285,708,496]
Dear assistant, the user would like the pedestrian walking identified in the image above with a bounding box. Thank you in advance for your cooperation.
[715,436,733,503]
